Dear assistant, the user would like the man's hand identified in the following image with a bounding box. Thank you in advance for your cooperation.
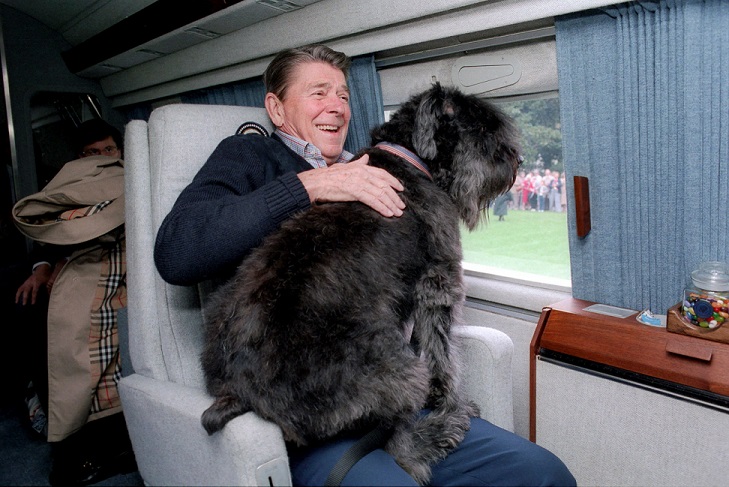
[15,264,52,306]
[47,259,67,294]
[297,154,406,217]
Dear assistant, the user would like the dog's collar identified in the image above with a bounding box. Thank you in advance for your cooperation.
[375,142,432,180]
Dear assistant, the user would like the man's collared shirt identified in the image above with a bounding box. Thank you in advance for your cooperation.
[275,129,353,168]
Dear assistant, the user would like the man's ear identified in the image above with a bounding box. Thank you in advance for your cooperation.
[265,93,284,127]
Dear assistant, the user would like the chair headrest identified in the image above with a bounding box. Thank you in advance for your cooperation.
[236,121,270,137]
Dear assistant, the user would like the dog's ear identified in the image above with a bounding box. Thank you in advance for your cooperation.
[450,131,489,230]
[412,84,449,159]
[450,100,521,230]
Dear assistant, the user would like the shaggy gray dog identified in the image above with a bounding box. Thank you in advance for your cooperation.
[201,83,521,484]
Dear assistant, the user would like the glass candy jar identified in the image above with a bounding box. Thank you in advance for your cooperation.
[681,261,729,331]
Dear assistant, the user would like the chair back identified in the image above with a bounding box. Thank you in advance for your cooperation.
[124,104,273,387]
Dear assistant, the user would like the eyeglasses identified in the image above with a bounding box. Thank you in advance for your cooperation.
[81,145,118,157]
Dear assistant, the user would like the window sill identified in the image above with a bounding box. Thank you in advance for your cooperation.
[463,262,572,315]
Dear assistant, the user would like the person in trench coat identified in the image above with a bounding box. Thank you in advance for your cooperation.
[12,119,136,485]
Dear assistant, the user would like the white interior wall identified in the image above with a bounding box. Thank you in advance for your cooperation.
[463,273,570,440]
[462,304,538,439]
[379,39,558,107]
[536,359,729,486]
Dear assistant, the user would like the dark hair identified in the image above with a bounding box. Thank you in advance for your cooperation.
[75,119,123,155]
[263,44,351,100]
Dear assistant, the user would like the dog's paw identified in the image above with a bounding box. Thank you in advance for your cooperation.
[387,427,435,485]
[201,395,246,435]
[400,460,432,486]
[466,399,480,418]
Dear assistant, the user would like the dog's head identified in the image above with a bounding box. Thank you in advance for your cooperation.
[371,83,522,230]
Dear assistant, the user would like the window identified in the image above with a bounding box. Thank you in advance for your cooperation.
[378,35,569,292]
[460,95,571,289]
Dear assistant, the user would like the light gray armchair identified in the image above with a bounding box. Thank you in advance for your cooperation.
[119,103,515,486]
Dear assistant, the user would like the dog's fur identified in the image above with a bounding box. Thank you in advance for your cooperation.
[200,84,521,484]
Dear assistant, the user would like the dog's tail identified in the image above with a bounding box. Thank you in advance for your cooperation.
[201,394,249,435]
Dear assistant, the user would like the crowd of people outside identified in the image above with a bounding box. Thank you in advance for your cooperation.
[491,162,567,222]
[510,167,567,213]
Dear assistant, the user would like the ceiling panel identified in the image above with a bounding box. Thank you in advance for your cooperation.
[0,0,157,45]
[0,0,324,78]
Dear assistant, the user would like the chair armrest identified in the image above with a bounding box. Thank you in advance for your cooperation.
[119,374,291,486]
[453,325,515,432]
[119,326,513,486]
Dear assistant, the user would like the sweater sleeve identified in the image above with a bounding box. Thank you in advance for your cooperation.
[154,135,311,285]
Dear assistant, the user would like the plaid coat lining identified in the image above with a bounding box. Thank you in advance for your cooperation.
[88,235,126,414]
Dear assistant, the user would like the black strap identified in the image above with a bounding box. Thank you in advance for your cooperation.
[324,425,392,486]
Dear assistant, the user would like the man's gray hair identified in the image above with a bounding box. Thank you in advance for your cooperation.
[263,44,351,100]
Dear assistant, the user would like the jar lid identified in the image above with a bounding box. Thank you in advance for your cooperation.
[691,261,729,292]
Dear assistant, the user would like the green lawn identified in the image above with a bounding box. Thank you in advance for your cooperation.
[460,209,571,281]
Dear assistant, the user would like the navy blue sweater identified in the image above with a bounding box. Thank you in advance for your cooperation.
[154,133,312,285]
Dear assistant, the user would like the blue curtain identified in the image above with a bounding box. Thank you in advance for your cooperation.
[556,0,729,313]
[180,77,267,108]
[344,55,386,154]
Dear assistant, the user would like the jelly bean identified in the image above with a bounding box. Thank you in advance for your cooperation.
[694,300,715,319]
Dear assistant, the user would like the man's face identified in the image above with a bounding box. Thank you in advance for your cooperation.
[80,136,121,158]
[267,61,351,165]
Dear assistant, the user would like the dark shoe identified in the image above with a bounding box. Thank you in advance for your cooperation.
[49,448,137,486]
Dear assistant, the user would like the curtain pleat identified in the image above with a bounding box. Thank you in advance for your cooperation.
[556,0,729,312]
[343,55,385,154]
[180,78,267,108]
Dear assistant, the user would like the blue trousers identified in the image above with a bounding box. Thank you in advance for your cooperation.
[288,417,575,486]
